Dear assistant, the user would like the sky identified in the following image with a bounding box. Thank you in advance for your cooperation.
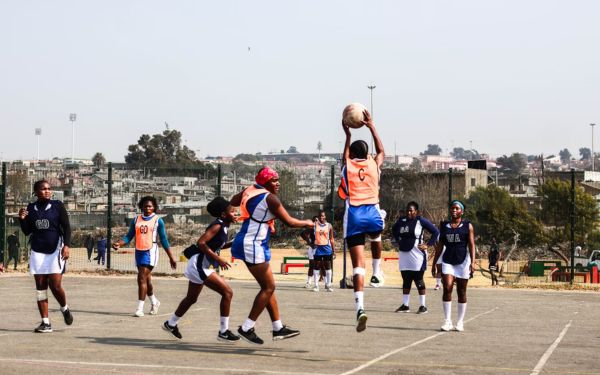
[2,0,600,162]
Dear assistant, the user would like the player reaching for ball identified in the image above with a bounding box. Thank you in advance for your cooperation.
[338,106,385,332]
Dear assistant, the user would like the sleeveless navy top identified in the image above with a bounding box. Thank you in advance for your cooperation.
[440,220,471,265]
[201,219,228,268]
[23,200,70,254]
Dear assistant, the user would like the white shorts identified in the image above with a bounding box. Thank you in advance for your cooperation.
[307,247,315,260]
[30,240,65,275]
[442,254,472,279]
[184,253,215,285]
[398,247,427,272]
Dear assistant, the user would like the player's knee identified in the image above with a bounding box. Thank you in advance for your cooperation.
[415,279,426,291]
[353,267,365,276]
[36,289,48,301]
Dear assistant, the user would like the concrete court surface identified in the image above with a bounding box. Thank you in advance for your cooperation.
[0,275,598,375]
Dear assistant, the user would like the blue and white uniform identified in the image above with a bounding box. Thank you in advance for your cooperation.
[20,200,71,275]
[439,220,472,279]
[231,189,275,264]
[185,219,228,284]
[392,216,439,272]
[121,214,170,268]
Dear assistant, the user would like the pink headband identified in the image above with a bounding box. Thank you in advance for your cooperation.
[255,167,279,186]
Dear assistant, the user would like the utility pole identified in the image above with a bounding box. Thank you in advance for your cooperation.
[367,85,376,154]
[69,113,77,163]
[591,123,596,171]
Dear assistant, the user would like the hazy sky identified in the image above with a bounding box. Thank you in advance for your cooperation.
[2,1,599,162]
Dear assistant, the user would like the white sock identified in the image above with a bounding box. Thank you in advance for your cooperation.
[436,278,441,286]
[60,304,69,312]
[325,269,332,285]
[242,318,255,332]
[372,258,381,276]
[443,301,452,321]
[168,314,181,327]
[402,294,410,306]
[149,294,159,305]
[272,319,283,331]
[137,300,145,311]
[313,270,320,286]
[220,316,229,333]
[457,303,467,323]
[419,295,426,307]
[353,291,364,312]
[42,317,50,324]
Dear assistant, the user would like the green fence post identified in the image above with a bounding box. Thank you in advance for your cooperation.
[0,162,6,268]
[570,168,575,285]
[448,168,453,219]
[216,164,222,197]
[107,163,113,270]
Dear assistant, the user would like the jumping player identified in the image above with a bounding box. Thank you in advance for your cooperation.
[231,167,314,344]
[163,197,240,342]
[391,202,439,314]
[431,200,476,332]
[312,210,335,292]
[112,196,177,317]
[18,180,74,333]
[338,108,385,332]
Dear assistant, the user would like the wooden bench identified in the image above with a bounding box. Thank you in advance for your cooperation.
[280,256,309,274]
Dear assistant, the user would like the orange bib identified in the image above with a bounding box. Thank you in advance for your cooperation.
[135,214,159,251]
[238,185,276,233]
[338,155,379,206]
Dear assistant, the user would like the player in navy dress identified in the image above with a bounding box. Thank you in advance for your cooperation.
[18,180,74,333]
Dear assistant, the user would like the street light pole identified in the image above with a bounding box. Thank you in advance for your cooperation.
[591,123,596,171]
[35,128,42,161]
[69,113,77,164]
[367,85,376,153]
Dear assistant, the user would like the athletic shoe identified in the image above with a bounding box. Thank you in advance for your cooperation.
[62,308,74,325]
[272,325,300,340]
[304,282,312,289]
[417,306,428,314]
[163,321,182,339]
[434,285,441,290]
[134,309,144,317]
[369,275,384,287]
[149,300,160,315]
[34,322,52,333]
[218,329,241,342]
[441,320,453,332]
[312,286,319,292]
[356,309,368,332]
[325,284,334,292]
[454,321,464,332]
[395,304,410,313]
[237,326,264,345]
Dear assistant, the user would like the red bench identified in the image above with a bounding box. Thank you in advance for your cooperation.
[280,263,309,274]
[384,257,398,262]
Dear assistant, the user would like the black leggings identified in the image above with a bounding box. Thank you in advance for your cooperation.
[401,270,426,290]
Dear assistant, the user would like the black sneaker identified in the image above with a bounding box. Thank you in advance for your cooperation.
[237,326,264,345]
[395,304,410,313]
[417,306,428,314]
[218,329,241,343]
[272,325,300,340]
[34,322,52,333]
[356,309,368,332]
[62,308,74,325]
[163,321,183,339]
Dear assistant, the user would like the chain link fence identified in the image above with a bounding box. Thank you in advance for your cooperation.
[1,161,597,286]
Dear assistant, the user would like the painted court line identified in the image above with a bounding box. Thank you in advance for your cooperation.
[530,320,572,375]
[0,358,330,375]
[339,307,499,375]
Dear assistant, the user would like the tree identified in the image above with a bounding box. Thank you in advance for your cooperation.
[496,153,527,176]
[558,149,571,164]
[317,141,322,158]
[420,144,442,156]
[125,129,199,168]
[92,152,106,167]
[287,146,299,154]
[537,179,599,246]
[234,153,258,162]
[451,147,480,160]
[579,147,591,161]
[466,186,544,246]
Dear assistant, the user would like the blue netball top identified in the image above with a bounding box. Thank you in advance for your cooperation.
[202,219,229,268]
[440,220,471,265]
[20,200,71,254]
[392,216,439,252]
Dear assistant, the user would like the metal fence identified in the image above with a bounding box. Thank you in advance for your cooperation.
[1,161,596,286]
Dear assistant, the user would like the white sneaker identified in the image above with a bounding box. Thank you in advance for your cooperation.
[134,309,144,317]
[454,321,464,332]
[304,282,312,289]
[441,320,453,332]
[150,300,160,315]
[434,285,441,290]
[325,284,334,292]
[369,274,384,287]
[312,286,319,292]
